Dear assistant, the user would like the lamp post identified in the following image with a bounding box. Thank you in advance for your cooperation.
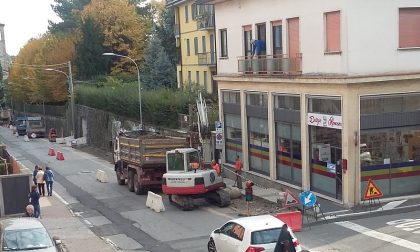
[45,61,76,138]
[102,52,143,129]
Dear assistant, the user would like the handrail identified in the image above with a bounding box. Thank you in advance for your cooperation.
[237,53,302,75]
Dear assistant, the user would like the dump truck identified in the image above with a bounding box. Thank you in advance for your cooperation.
[114,131,189,194]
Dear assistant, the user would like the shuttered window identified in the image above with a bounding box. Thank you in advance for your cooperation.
[325,11,341,52]
[287,18,300,57]
[399,8,420,48]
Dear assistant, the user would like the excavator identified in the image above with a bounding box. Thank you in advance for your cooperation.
[162,92,231,210]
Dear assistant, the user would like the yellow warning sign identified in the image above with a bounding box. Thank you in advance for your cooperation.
[363,179,383,200]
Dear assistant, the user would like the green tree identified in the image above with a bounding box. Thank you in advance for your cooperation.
[0,64,3,82]
[49,0,91,33]
[75,17,109,79]
[140,35,175,89]
[155,8,179,66]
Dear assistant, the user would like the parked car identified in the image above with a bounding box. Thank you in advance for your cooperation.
[0,218,62,251]
[208,215,302,252]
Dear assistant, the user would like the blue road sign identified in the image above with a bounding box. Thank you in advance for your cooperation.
[300,191,317,207]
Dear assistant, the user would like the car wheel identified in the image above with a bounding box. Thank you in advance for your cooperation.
[207,238,217,252]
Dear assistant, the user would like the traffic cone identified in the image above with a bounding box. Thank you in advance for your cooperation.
[48,148,55,156]
[56,151,65,161]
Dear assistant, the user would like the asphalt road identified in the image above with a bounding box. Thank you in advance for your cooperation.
[0,128,238,252]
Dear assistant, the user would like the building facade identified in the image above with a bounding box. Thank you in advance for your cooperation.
[0,23,10,71]
[211,0,420,206]
[167,0,218,95]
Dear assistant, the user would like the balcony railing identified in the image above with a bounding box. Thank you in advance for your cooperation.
[174,24,180,37]
[198,52,216,66]
[237,54,302,75]
[196,14,215,30]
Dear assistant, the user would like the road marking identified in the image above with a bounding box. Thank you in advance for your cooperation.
[387,219,420,233]
[382,200,407,210]
[54,191,69,205]
[336,221,420,251]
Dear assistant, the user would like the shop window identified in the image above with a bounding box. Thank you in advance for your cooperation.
[325,11,341,53]
[276,123,302,185]
[247,92,268,107]
[275,95,300,110]
[225,114,242,164]
[248,117,269,175]
[399,8,420,48]
[309,97,341,115]
[222,91,240,104]
[361,94,420,115]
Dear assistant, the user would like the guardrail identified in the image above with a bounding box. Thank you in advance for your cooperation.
[237,53,302,75]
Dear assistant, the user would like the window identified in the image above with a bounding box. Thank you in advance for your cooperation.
[399,8,420,48]
[196,71,200,85]
[186,39,190,56]
[287,18,300,57]
[220,29,228,57]
[225,114,242,164]
[325,11,341,52]
[188,71,191,83]
[204,71,208,91]
[256,23,266,55]
[178,71,182,86]
[272,21,283,55]
[222,91,240,104]
[247,92,268,107]
[275,95,300,110]
[243,25,253,56]
[202,36,206,53]
[194,37,198,55]
[192,3,197,20]
[185,5,189,22]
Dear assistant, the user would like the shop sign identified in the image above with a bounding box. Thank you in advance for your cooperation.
[307,113,342,129]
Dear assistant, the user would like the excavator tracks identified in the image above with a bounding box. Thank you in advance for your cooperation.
[169,195,195,211]
[205,189,231,207]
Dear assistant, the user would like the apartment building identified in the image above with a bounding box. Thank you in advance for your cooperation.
[208,0,420,206]
[166,0,217,95]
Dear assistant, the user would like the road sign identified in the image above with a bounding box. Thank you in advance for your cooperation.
[284,190,299,207]
[363,179,383,200]
[215,121,223,133]
[299,191,317,208]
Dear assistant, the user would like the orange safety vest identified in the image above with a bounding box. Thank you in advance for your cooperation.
[212,163,221,175]
[235,159,243,171]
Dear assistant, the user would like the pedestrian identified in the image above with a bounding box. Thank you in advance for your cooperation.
[28,185,40,218]
[44,167,54,196]
[36,167,46,196]
[23,204,35,217]
[32,165,38,185]
[211,160,221,176]
[234,155,243,189]
[274,224,293,252]
[251,39,266,57]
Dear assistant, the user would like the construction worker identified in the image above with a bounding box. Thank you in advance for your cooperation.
[234,155,243,189]
[211,160,221,176]
[189,157,200,171]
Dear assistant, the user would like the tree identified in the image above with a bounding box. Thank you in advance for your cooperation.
[0,64,3,82]
[49,0,91,33]
[140,35,175,88]
[81,0,150,74]
[155,6,179,67]
[75,17,108,79]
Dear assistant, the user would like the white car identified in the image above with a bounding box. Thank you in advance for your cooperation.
[208,215,302,252]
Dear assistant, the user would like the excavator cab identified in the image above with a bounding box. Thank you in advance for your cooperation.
[166,148,201,173]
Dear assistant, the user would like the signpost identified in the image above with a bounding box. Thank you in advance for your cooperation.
[299,191,327,225]
[215,121,223,150]
[300,191,316,208]
[363,179,384,211]
[283,190,299,208]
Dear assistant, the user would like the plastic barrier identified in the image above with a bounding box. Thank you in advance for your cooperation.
[24,135,30,142]
[48,148,55,156]
[275,211,302,232]
[146,191,165,213]
[56,151,65,161]
[96,169,109,183]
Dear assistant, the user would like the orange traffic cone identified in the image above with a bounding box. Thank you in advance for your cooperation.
[48,148,55,156]
[56,151,65,161]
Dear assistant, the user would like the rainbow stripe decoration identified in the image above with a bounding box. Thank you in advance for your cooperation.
[361,160,420,181]
[277,151,302,169]
[226,138,242,153]
[311,159,336,178]
[249,144,269,160]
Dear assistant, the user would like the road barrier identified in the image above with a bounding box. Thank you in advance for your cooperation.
[96,169,109,183]
[24,135,30,142]
[56,151,65,161]
[275,211,302,232]
[48,148,55,156]
[56,138,65,144]
[146,191,165,213]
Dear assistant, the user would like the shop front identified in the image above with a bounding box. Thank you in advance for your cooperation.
[222,91,242,165]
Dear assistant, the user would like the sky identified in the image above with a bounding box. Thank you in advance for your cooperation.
[0,0,61,56]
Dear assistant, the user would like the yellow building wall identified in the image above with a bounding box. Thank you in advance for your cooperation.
[175,0,216,94]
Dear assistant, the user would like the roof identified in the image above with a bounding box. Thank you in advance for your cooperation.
[1,218,44,231]
[233,215,285,231]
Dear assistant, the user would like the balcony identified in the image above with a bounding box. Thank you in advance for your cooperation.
[174,24,180,37]
[196,13,215,30]
[198,52,216,66]
[237,54,302,76]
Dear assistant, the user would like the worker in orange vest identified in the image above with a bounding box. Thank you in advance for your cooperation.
[189,157,200,171]
[211,160,221,176]
[234,155,243,189]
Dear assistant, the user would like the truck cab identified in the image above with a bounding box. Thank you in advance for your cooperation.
[15,116,27,136]
[26,117,46,138]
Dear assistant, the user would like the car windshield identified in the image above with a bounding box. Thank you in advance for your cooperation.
[3,227,53,251]
[251,227,281,245]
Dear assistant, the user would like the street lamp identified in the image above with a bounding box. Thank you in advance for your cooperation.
[45,61,76,138]
[102,52,143,129]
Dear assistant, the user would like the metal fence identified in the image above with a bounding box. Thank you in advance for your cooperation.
[14,103,67,117]
[237,53,302,75]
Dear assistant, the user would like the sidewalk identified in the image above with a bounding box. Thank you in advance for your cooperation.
[39,194,116,252]
[223,167,420,226]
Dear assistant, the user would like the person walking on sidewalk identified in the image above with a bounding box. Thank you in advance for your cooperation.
[36,167,46,196]
[28,185,41,218]
[32,165,39,185]
[234,155,243,189]
[44,167,54,196]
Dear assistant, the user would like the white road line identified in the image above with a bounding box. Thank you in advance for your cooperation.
[382,200,407,210]
[53,192,69,205]
[336,221,420,251]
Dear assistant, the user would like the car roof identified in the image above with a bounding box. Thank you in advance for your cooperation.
[1,218,45,231]
[231,215,285,231]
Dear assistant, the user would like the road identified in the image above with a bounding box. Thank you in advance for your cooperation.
[0,127,236,252]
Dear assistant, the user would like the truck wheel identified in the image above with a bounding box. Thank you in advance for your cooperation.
[133,173,146,195]
[116,172,125,185]
[127,170,135,192]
